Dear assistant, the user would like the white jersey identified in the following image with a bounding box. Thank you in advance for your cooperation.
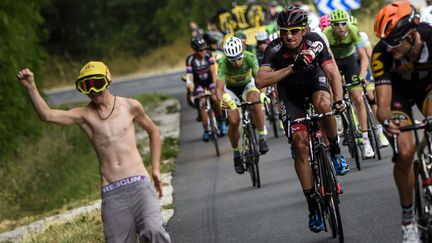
[359,32,371,47]
[421,6,432,25]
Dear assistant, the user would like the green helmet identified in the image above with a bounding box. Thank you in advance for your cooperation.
[330,9,349,22]
[349,16,357,26]
[234,30,246,40]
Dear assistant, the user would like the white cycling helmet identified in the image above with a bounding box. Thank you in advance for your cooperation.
[255,31,269,42]
[223,37,243,58]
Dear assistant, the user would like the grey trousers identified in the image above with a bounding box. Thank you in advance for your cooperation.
[101,179,171,243]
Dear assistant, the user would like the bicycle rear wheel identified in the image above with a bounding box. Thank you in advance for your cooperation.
[318,145,344,242]
[345,107,361,170]
[208,109,220,157]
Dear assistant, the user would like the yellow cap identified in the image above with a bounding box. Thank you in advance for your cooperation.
[76,61,111,82]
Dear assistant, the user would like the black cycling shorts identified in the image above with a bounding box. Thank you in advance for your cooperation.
[278,74,330,136]
[336,54,360,84]
[389,80,432,123]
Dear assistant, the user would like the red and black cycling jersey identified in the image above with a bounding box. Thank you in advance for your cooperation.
[372,23,432,87]
[261,32,333,89]
[261,32,333,130]
[185,51,215,85]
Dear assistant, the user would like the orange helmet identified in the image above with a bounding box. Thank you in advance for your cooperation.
[374,0,419,39]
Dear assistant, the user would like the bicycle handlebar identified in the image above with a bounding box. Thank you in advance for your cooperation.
[236,100,262,107]
[290,109,339,125]
[190,90,213,99]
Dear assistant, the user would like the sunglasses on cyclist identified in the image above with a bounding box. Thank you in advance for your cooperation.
[383,32,410,48]
[76,76,110,94]
[279,27,304,36]
[227,54,244,63]
[197,49,206,52]
[331,22,347,27]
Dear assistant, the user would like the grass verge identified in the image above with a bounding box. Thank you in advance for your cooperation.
[0,93,178,233]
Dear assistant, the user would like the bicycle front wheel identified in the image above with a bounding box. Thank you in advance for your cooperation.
[365,100,381,160]
[346,107,361,170]
[414,160,432,241]
[208,109,220,157]
[318,145,344,242]
[247,123,261,188]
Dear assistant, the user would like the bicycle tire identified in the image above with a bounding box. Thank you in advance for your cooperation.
[208,109,220,157]
[345,107,361,170]
[318,145,344,242]
[365,101,381,160]
[247,123,261,188]
[269,100,279,138]
[243,124,257,187]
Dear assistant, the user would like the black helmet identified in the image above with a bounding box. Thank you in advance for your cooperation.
[277,5,308,28]
[203,32,220,45]
[190,37,206,50]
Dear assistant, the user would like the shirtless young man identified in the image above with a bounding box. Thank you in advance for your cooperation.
[17,61,171,243]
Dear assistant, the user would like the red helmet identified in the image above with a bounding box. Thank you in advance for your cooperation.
[374,0,419,39]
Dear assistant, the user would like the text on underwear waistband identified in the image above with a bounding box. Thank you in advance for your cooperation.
[102,175,148,193]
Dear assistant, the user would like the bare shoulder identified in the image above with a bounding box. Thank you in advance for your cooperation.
[119,97,145,115]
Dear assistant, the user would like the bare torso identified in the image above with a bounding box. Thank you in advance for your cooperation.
[78,96,149,186]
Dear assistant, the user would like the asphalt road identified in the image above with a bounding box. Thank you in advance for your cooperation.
[47,71,403,243]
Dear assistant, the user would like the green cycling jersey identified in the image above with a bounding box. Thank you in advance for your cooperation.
[217,51,259,86]
[323,23,364,59]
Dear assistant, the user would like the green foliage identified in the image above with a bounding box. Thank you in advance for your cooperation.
[0,0,47,164]
[42,0,170,58]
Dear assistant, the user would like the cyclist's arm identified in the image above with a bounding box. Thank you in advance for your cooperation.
[210,64,216,86]
[375,84,393,124]
[216,78,225,101]
[357,47,369,79]
[322,62,343,101]
[216,62,226,101]
[255,65,293,89]
[185,56,195,91]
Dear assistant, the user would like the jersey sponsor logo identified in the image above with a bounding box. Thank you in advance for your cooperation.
[272,42,283,53]
[318,76,327,85]
[371,52,384,77]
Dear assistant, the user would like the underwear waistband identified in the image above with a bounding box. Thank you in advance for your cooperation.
[102,175,148,194]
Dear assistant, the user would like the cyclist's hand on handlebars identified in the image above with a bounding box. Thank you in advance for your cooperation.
[383,119,401,136]
[259,92,271,104]
[291,54,307,72]
[332,100,347,112]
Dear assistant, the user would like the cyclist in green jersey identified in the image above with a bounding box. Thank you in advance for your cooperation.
[350,15,389,148]
[323,9,375,159]
[216,36,269,174]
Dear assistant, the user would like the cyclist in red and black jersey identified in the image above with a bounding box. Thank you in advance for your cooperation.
[256,5,347,233]
[186,37,226,141]
[373,2,432,242]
